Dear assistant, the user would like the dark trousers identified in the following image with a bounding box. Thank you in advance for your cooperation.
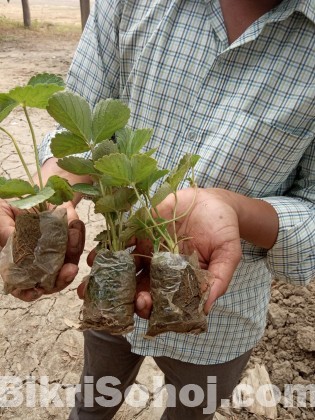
[69,330,252,419]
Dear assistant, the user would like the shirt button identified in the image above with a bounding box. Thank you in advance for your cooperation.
[187,131,197,140]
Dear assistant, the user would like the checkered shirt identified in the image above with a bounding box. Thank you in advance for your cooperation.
[39,0,315,364]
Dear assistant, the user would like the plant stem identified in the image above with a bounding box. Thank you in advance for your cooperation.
[132,184,175,251]
[172,192,179,253]
[0,126,34,186]
[23,107,44,190]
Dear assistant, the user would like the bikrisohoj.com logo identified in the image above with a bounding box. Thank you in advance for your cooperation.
[0,375,314,411]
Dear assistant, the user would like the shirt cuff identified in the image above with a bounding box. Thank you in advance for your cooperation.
[260,196,315,286]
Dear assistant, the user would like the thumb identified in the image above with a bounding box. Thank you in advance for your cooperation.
[0,226,15,248]
[63,203,85,265]
[204,243,242,313]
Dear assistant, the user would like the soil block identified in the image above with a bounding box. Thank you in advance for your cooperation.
[146,252,209,337]
[79,249,136,334]
[0,208,68,293]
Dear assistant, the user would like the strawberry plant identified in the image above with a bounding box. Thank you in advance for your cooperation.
[0,74,74,294]
[46,90,211,335]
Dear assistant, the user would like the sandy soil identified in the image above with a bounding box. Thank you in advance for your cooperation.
[0,5,314,420]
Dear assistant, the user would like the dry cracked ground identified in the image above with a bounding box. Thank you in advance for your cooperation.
[0,7,314,420]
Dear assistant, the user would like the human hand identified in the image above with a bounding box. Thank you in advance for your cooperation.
[131,188,241,316]
[134,187,278,315]
[0,199,85,302]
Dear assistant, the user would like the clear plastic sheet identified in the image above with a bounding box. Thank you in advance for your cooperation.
[0,208,68,294]
[145,252,211,337]
[79,249,136,334]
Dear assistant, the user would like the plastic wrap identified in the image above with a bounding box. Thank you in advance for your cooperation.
[0,208,68,294]
[146,252,211,337]
[79,249,136,334]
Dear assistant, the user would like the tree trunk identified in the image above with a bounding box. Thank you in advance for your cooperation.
[21,0,31,27]
[80,0,90,31]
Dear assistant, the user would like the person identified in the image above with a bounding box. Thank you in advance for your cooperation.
[0,0,314,418]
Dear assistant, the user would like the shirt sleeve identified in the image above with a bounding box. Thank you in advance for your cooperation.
[261,139,315,286]
[39,0,121,165]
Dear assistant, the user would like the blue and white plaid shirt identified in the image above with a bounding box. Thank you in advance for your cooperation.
[40,0,315,364]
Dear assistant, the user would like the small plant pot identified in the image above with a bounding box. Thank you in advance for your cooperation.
[0,208,68,294]
[145,252,210,337]
[79,249,136,334]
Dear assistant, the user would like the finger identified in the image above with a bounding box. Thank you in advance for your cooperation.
[205,244,242,311]
[44,263,79,294]
[11,287,44,302]
[77,278,88,299]
[0,227,15,247]
[135,291,152,319]
[87,248,97,267]
[64,203,80,225]
[65,219,85,265]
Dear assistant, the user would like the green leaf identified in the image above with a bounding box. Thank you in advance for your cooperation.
[95,188,136,213]
[10,187,55,209]
[94,153,158,186]
[120,208,150,242]
[27,73,65,87]
[144,147,157,157]
[130,154,158,184]
[50,130,90,158]
[57,156,96,175]
[94,230,108,242]
[45,175,74,205]
[116,127,153,157]
[0,94,18,122]
[72,183,100,197]
[8,84,64,109]
[150,181,173,208]
[92,139,119,161]
[137,169,169,192]
[0,179,36,199]
[92,99,130,145]
[94,153,131,186]
[47,91,92,141]
[166,154,200,191]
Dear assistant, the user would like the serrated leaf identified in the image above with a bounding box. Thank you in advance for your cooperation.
[0,94,18,122]
[130,128,153,155]
[130,154,158,183]
[50,130,90,158]
[92,139,119,161]
[94,153,157,186]
[8,84,64,109]
[144,147,157,157]
[94,230,108,242]
[92,99,130,145]
[57,156,96,175]
[72,183,100,197]
[150,182,173,208]
[116,127,153,157]
[120,208,150,242]
[10,187,55,209]
[45,175,73,205]
[137,169,169,192]
[95,188,136,213]
[94,154,131,186]
[27,73,65,87]
[0,179,36,199]
[47,91,92,141]
[166,154,200,191]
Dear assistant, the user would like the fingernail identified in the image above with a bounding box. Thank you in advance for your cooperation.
[70,220,82,230]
